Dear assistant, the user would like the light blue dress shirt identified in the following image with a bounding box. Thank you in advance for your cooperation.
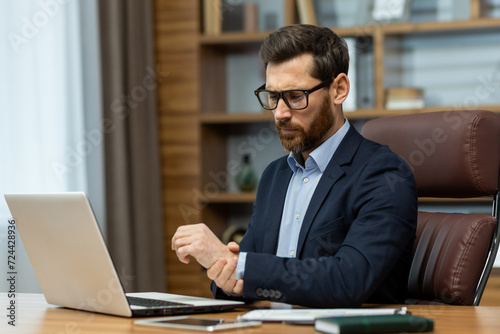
[235,120,350,280]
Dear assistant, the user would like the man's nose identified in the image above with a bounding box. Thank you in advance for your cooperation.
[273,98,292,121]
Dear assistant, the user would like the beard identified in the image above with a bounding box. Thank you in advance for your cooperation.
[275,96,334,155]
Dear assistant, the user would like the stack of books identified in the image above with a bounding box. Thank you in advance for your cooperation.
[385,87,425,110]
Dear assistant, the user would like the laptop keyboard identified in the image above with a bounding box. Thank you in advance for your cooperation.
[127,296,193,308]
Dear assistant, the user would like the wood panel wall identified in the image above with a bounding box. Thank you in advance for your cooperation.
[154,0,212,297]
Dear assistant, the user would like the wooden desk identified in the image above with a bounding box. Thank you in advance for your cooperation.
[2,293,500,333]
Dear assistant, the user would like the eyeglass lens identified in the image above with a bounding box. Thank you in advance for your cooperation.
[258,90,307,110]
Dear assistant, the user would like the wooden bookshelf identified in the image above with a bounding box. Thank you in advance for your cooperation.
[155,0,500,295]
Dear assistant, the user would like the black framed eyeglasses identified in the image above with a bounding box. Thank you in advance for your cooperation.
[253,78,333,111]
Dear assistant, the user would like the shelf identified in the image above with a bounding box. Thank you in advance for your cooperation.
[200,112,273,124]
[200,31,273,45]
[199,18,500,45]
[345,109,405,119]
[381,17,500,35]
[203,192,256,204]
[202,192,492,205]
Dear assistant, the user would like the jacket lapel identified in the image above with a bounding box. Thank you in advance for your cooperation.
[296,126,363,256]
[262,167,292,254]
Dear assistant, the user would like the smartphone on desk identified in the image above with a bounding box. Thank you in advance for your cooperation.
[135,316,262,331]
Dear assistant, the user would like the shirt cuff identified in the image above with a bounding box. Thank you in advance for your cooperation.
[236,252,247,280]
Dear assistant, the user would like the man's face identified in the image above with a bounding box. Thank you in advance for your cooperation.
[266,54,335,156]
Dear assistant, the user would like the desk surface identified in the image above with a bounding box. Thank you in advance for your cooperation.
[2,293,500,333]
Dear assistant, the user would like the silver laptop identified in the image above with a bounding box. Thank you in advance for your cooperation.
[4,192,244,317]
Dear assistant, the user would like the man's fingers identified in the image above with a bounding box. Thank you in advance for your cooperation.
[207,259,227,280]
[175,245,193,264]
[171,226,189,249]
[171,223,227,268]
[171,233,191,251]
[207,257,242,296]
[233,280,244,295]
[227,242,240,253]
[218,257,237,283]
[171,223,206,250]
[172,235,203,263]
[214,257,238,292]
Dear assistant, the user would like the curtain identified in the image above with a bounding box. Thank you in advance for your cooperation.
[98,0,166,292]
[0,0,103,292]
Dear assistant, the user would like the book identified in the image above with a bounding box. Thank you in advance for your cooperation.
[243,2,259,32]
[203,0,222,35]
[386,87,424,99]
[372,0,412,22]
[386,100,425,110]
[315,314,434,334]
[296,0,317,25]
[385,87,425,110]
[222,2,243,32]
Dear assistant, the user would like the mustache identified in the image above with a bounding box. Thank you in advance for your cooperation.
[275,120,302,131]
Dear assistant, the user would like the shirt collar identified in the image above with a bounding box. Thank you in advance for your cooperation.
[287,119,350,173]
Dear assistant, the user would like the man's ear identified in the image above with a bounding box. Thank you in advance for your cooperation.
[331,73,350,105]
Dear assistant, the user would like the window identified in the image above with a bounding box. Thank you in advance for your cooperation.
[0,0,104,292]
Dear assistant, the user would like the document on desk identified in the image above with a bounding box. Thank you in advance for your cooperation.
[239,307,407,324]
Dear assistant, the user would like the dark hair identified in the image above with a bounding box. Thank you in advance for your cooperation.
[259,24,349,81]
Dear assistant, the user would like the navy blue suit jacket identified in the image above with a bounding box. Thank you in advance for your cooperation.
[212,126,417,307]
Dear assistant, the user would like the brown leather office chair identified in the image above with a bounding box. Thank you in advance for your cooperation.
[361,110,500,305]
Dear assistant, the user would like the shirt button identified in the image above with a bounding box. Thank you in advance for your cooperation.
[303,177,309,183]
[290,251,295,256]
[295,214,300,220]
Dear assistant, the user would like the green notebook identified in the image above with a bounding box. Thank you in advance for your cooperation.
[315,314,434,334]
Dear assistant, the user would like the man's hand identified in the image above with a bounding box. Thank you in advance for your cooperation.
[207,242,244,295]
[227,241,240,253]
[171,223,235,269]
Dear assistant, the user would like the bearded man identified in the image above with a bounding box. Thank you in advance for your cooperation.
[172,24,417,308]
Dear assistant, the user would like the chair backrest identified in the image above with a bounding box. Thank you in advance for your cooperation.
[361,110,500,305]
